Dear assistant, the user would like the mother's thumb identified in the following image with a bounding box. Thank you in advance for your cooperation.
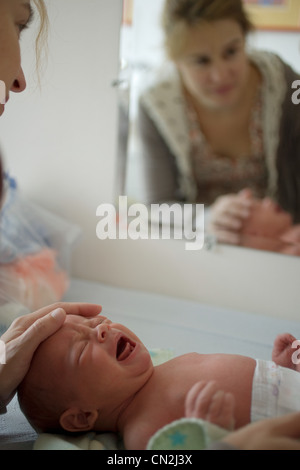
[50,308,67,323]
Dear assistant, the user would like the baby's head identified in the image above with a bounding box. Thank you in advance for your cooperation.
[18,315,153,434]
[241,198,292,238]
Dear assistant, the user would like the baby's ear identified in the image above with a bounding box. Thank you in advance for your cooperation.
[60,408,98,432]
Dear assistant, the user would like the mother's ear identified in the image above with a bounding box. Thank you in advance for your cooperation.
[60,408,98,432]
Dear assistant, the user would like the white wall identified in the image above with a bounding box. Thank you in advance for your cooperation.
[0,0,123,280]
[94,238,300,322]
[250,31,300,73]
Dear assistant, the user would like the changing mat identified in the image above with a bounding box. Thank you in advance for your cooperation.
[64,279,300,360]
[2,278,300,450]
[34,431,122,451]
[34,418,229,451]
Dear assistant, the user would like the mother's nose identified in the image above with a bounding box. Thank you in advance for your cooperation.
[10,68,27,94]
[210,60,230,83]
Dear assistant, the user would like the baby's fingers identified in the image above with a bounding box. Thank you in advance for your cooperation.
[207,391,235,431]
[185,381,218,418]
[185,381,235,431]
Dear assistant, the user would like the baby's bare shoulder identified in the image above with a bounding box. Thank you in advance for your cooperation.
[171,352,202,361]
[167,352,206,365]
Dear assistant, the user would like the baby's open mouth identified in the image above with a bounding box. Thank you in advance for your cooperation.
[116,336,135,361]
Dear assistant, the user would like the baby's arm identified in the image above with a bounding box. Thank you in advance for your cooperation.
[184,381,235,431]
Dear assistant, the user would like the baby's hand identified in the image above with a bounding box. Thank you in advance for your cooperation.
[184,381,235,431]
[272,333,299,371]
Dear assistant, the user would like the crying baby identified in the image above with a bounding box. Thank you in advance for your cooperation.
[18,314,300,450]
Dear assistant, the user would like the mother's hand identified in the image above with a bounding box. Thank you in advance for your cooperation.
[221,412,300,450]
[0,302,102,409]
[208,189,253,245]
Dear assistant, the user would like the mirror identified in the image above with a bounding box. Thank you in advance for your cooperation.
[118,0,300,256]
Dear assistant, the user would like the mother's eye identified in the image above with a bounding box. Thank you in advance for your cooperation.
[194,56,211,66]
[16,22,29,39]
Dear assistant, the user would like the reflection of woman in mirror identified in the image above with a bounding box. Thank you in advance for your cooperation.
[137,0,300,245]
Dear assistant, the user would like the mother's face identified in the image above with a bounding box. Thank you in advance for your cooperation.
[0,0,33,115]
[176,19,249,111]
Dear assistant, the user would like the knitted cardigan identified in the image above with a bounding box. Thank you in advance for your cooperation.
[138,50,300,222]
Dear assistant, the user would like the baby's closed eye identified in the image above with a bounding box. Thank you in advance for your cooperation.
[88,316,112,327]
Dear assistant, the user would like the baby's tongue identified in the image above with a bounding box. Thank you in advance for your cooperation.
[117,339,132,361]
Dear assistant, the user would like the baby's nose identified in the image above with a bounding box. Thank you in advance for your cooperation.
[97,322,110,342]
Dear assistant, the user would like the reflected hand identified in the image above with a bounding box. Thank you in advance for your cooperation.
[0,302,102,407]
[208,189,253,245]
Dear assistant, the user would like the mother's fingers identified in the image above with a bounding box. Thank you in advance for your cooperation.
[209,194,253,242]
[1,303,102,342]
[16,308,67,354]
[32,302,102,320]
[21,302,101,324]
[59,302,102,317]
[213,199,252,222]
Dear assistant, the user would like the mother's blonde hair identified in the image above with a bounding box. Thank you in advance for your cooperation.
[32,0,49,71]
[162,0,254,60]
